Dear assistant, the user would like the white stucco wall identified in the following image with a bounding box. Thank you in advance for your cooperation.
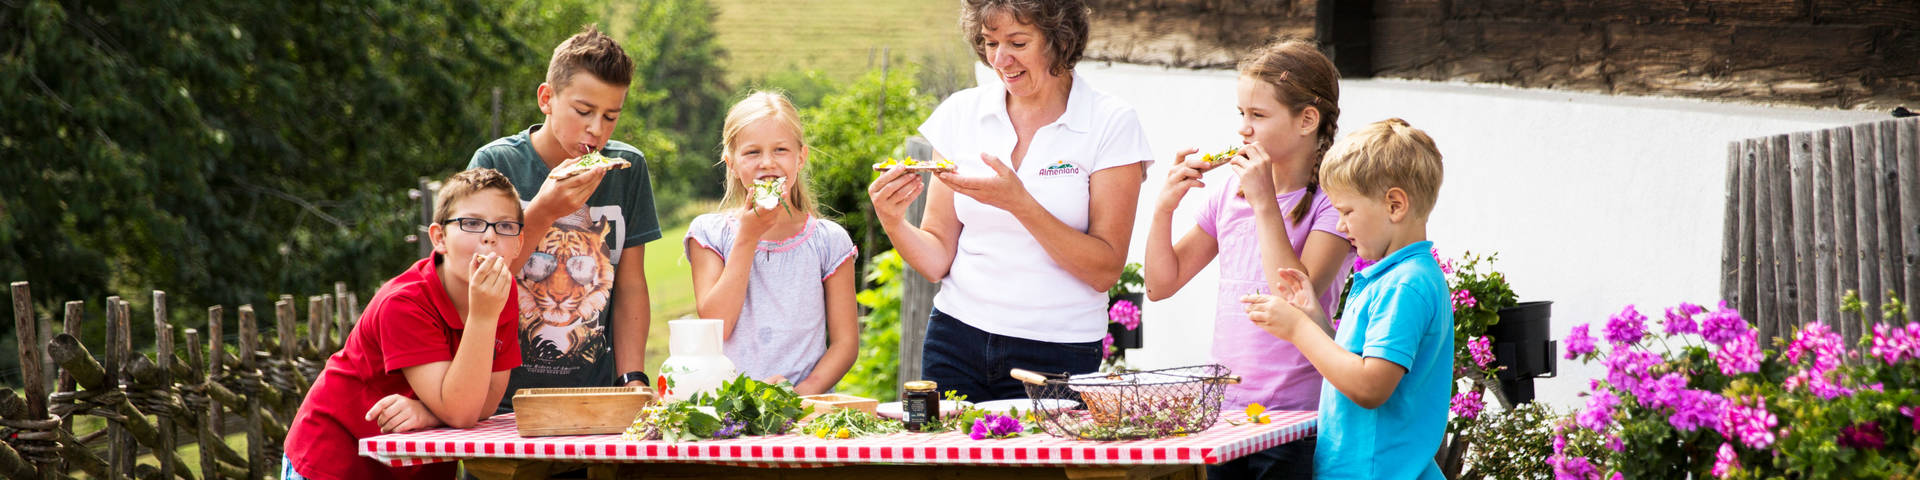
[971,62,1885,409]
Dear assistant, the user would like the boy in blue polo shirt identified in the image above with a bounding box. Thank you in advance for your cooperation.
[1243,118,1450,479]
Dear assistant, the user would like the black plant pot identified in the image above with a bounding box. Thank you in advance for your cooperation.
[1107,293,1145,349]
[1486,301,1556,404]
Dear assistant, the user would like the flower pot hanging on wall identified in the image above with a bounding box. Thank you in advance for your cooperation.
[1487,301,1556,404]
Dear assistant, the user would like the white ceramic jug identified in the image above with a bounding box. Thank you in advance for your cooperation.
[656,318,737,402]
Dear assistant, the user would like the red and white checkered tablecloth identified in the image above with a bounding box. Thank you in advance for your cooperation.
[360,410,1315,469]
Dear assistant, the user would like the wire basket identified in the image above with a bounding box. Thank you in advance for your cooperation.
[1011,365,1239,441]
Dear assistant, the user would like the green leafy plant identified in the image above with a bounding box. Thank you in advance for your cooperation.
[844,250,905,400]
[623,402,724,443]
[1448,401,1562,479]
[801,408,902,439]
[690,374,810,436]
[1108,262,1145,297]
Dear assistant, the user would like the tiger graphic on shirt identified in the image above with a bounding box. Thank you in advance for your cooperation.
[515,207,616,373]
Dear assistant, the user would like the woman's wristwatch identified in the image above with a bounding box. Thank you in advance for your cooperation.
[618,371,651,387]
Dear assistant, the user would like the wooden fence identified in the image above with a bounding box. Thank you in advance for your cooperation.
[3,281,358,480]
[1721,116,1919,345]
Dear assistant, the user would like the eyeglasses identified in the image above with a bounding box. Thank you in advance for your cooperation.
[442,217,524,236]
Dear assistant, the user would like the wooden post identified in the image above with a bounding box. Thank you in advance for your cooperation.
[1739,140,1759,319]
[314,294,333,354]
[10,282,54,479]
[206,306,227,480]
[1753,139,1779,338]
[102,296,127,477]
[239,305,265,480]
[1854,123,1885,320]
[1831,127,1861,343]
[1879,120,1907,312]
[340,290,359,351]
[277,296,298,361]
[335,282,353,350]
[1896,118,1919,322]
[896,137,940,397]
[1722,142,1741,306]
[1791,131,1818,328]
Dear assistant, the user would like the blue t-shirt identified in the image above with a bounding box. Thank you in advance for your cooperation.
[1315,240,1452,480]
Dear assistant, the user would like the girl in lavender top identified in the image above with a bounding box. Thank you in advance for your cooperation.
[685,91,858,395]
[1141,38,1353,480]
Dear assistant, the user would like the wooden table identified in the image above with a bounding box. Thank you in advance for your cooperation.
[360,410,1316,480]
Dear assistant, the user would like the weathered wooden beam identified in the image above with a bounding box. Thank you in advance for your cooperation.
[204,306,227,480]
[11,282,57,479]
[1855,123,1885,319]
[152,291,178,480]
[1791,131,1818,328]
[1754,139,1779,336]
[1832,127,1861,343]
[1738,139,1758,318]
[1722,142,1741,307]
[1879,120,1908,311]
[1897,118,1919,320]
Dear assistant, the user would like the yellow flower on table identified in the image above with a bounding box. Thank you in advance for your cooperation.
[1245,403,1271,424]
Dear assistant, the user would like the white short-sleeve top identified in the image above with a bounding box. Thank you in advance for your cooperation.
[917,74,1155,343]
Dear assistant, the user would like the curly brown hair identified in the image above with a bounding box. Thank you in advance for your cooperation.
[960,0,1090,77]
[545,25,633,92]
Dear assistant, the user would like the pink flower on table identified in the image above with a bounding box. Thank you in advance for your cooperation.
[1712,331,1761,376]
[1787,322,1847,372]
[1450,289,1477,309]
[1108,300,1141,331]
[1468,336,1495,369]
[1712,443,1740,478]
[1450,391,1485,419]
[1869,321,1920,365]
[1565,324,1597,359]
[1699,302,1751,346]
[1604,305,1648,345]
[969,413,1024,440]
[1663,302,1703,335]
[1577,389,1618,432]
[1720,396,1778,449]
[1667,389,1726,432]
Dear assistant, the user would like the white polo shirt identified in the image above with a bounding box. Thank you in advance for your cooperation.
[918,74,1154,343]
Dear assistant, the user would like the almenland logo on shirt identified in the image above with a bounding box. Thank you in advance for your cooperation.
[1037,160,1083,177]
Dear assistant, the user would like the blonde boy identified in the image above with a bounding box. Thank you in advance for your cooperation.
[468,25,661,409]
[1244,118,1451,479]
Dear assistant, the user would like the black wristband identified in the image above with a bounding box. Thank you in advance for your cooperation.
[618,371,650,387]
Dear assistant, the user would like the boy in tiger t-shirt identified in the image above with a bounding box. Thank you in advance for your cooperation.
[467,25,662,411]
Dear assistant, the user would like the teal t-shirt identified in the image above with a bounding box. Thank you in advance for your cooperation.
[468,124,662,411]
[1315,240,1452,480]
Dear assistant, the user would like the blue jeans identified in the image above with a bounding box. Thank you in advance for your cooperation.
[281,454,309,480]
[920,308,1103,402]
[1207,437,1315,480]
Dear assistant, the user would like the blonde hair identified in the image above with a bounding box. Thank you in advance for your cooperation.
[434,168,524,224]
[1239,37,1341,227]
[717,91,818,216]
[1319,118,1443,218]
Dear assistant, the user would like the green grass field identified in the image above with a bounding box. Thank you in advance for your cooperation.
[643,222,696,368]
[708,0,975,87]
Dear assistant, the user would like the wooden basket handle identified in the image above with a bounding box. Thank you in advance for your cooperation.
[1009,368,1052,386]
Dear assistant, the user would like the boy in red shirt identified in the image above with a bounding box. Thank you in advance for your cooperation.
[283,168,524,479]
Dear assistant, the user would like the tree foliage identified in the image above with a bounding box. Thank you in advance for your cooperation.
[801,64,935,269]
[0,0,729,382]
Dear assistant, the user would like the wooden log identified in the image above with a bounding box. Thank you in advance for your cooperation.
[1791,131,1818,328]
[1772,135,1798,336]
[1898,118,1920,321]
[239,305,264,480]
[1739,139,1759,318]
[1855,123,1885,320]
[1813,130,1837,329]
[103,296,129,477]
[59,302,82,433]
[1754,139,1779,337]
[1880,120,1908,310]
[43,334,189,477]
[152,291,177,480]
[1831,127,1861,343]
[1723,141,1741,305]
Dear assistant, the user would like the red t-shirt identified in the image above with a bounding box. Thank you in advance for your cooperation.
[285,255,520,480]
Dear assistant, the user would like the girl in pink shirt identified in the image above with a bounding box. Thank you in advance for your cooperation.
[1142,38,1352,480]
